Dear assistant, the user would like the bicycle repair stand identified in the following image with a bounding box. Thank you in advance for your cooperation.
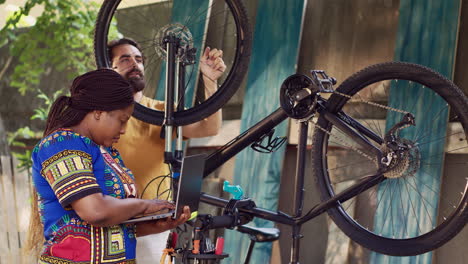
[161,33,197,178]
[171,191,279,264]
[158,27,339,263]
[156,29,281,264]
[172,213,229,264]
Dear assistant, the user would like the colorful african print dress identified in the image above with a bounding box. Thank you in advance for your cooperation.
[32,129,137,264]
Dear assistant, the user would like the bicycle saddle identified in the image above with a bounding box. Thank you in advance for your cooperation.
[236,225,280,242]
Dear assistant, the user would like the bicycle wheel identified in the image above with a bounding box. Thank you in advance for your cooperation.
[95,0,251,126]
[311,62,468,256]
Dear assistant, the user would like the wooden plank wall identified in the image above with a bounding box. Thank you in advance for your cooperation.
[0,155,34,264]
[371,0,462,263]
[223,1,306,263]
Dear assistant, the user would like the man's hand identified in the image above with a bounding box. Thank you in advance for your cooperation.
[135,206,191,236]
[200,47,226,83]
[181,47,225,138]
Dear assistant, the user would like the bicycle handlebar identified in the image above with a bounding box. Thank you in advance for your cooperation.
[207,215,236,229]
[200,193,295,226]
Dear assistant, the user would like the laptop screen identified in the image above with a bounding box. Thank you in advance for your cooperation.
[121,153,206,223]
[174,153,206,218]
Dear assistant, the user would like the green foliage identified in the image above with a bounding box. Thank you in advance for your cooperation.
[7,127,37,147]
[31,89,66,121]
[6,90,63,171]
[0,0,121,171]
[1,0,100,95]
[12,150,33,173]
[7,126,39,172]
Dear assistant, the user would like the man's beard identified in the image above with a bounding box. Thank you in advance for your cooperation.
[128,77,145,93]
[125,69,145,93]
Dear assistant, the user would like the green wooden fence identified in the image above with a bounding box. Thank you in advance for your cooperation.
[223,1,306,263]
[371,0,461,263]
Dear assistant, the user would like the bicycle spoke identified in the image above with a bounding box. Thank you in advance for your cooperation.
[405,173,439,207]
[187,8,228,32]
[412,85,438,136]
[418,145,468,165]
[417,131,464,147]
[363,87,385,136]
[378,179,396,236]
[183,1,211,26]
[396,179,409,238]
[327,159,372,173]
[402,177,425,234]
[313,62,468,255]
[413,104,450,143]
[192,19,239,44]
[348,92,383,135]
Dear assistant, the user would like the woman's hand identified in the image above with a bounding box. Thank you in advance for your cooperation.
[72,194,177,227]
[141,199,175,216]
[136,206,191,236]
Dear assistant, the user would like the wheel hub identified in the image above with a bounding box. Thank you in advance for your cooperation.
[153,23,194,60]
[381,139,420,179]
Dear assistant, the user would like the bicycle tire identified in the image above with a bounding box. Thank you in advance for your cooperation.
[311,62,468,256]
[94,0,251,126]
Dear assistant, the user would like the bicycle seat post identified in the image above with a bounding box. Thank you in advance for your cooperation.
[293,121,308,218]
[290,120,309,263]
[244,240,255,264]
[235,225,280,264]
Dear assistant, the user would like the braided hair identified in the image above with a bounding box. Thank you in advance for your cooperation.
[27,69,134,257]
[44,68,134,136]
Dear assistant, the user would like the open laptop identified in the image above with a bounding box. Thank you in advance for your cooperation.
[122,153,206,224]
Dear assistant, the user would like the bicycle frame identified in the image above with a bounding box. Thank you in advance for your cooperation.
[199,99,387,264]
[162,34,389,263]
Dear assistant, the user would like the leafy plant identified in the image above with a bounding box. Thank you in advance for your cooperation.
[6,89,64,171]
[31,89,65,121]
[0,0,121,171]
[2,0,101,95]
[7,127,37,172]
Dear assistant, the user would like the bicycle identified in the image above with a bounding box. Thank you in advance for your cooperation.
[93,1,468,263]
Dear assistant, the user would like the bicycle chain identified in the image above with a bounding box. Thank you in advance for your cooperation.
[332,91,410,115]
[310,121,376,162]
[309,91,411,163]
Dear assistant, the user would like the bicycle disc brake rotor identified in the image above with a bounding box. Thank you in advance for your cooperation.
[154,23,194,60]
[382,139,421,179]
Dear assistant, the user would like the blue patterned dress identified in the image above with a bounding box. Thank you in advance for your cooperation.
[32,129,137,264]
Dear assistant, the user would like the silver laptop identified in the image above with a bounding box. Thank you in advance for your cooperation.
[122,154,206,223]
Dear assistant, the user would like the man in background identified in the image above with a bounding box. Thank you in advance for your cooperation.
[108,38,226,264]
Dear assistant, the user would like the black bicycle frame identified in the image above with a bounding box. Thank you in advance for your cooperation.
[198,100,386,264]
[162,35,386,263]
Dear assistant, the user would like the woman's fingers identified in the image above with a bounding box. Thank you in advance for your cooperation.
[143,199,175,215]
[178,206,191,224]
